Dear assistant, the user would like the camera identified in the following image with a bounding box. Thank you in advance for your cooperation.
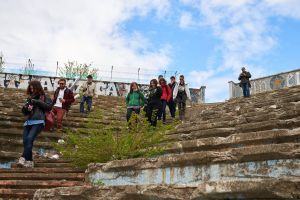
[24,99,33,110]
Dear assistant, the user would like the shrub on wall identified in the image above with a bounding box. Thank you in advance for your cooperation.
[56,109,176,168]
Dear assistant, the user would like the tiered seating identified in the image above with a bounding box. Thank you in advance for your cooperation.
[0,87,126,199]
[35,86,300,199]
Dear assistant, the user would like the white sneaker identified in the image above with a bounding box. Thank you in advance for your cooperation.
[24,161,34,168]
[17,157,26,167]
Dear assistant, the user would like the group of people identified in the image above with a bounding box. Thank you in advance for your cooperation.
[17,67,251,168]
[17,74,191,168]
[125,75,191,126]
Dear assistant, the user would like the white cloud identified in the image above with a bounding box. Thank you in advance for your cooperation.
[0,0,171,80]
[179,12,196,28]
[181,0,300,101]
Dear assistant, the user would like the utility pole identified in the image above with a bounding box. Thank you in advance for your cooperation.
[56,61,59,77]
[0,52,4,72]
[110,66,114,81]
[138,67,140,83]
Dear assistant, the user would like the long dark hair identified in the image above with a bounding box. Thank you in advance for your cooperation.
[159,78,167,86]
[26,80,45,96]
[150,79,158,88]
[129,82,139,93]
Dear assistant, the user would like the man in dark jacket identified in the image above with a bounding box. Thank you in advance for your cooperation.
[238,67,252,97]
[52,78,75,129]
[167,76,176,118]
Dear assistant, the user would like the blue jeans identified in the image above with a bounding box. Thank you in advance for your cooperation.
[22,124,44,161]
[80,96,93,113]
[241,83,250,97]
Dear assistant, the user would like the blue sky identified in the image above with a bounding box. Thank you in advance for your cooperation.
[1,0,300,102]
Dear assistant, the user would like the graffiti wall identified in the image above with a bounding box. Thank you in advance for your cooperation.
[0,73,205,103]
[229,69,300,98]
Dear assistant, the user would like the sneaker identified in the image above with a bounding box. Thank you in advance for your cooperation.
[17,157,25,167]
[24,161,34,168]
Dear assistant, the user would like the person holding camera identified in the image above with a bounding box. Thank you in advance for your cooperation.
[18,80,52,168]
[80,75,96,114]
[238,67,252,97]
[52,78,75,130]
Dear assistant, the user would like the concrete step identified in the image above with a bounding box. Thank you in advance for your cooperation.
[0,188,36,199]
[0,137,53,152]
[0,180,85,189]
[0,151,20,161]
[0,167,84,173]
[33,178,300,199]
[11,162,72,168]
[0,128,61,140]
[0,172,84,181]
[165,128,300,154]
[173,116,300,138]
[87,142,299,172]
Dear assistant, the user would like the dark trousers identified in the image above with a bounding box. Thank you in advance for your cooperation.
[126,108,141,122]
[158,100,167,122]
[22,124,44,161]
[146,105,160,126]
[178,101,186,121]
[241,83,250,97]
[80,96,93,113]
[167,100,176,118]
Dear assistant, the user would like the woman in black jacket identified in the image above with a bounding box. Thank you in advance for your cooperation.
[146,79,162,126]
[17,80,52,168]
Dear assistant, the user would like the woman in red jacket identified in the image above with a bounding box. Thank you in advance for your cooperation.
[158,78,172,123]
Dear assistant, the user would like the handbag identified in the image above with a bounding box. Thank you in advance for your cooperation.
[44,111,54,131]
[41,95,54,131]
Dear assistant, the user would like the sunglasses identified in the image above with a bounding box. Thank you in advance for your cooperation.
[59,83,65,85]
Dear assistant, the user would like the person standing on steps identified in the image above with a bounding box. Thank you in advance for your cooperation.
[80,75,96,114]
[158,78,172,124]
[173,75,191,121]
[126,82,145,121]
[167,76,177,119]
[18,80,52,168]
[146,79,162,126]
[52,79,75,130]
[238,67,252,98]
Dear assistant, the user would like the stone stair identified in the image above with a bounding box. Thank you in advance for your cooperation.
[1,85,300,199]
[33,85,300,199]
[0,88,126,199]
[0,159,86,199]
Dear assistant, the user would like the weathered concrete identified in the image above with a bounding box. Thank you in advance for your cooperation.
[86,143,299,173]
[87,159,299,186]
[33,178,300,199]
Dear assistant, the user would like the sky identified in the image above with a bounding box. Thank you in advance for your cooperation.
[0,0,300,102]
